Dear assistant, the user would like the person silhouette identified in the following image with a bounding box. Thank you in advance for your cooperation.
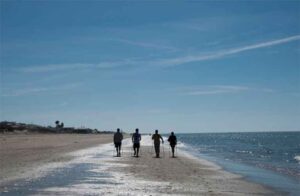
[168,132,177,158]
[132,128,141,157]
[152,130,164,158]
[113,128,123,157]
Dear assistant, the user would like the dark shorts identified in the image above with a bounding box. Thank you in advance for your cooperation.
[133,143,140,148]
[170,144,176,148]
[115,142,121,148]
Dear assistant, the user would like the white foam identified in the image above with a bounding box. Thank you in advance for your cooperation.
[128,134,168,146]
[31,137,182,196]
[11,136,215,195]
[176,140,186,148]
[294,155,300,163]
[139,134,186,148]
[140,134,154,146]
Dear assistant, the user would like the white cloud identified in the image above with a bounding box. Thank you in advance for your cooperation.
[108,38,178,52]
[153,35,300,67]
[179,85,249,95]
[18,64,93,73]
[17,60,135,73]
[1,83,82,97]
[178,85,273,96]
[15,35,300,73]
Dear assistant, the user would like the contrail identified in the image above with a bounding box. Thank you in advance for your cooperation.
[18,35,300,72]
[157,35,300,67]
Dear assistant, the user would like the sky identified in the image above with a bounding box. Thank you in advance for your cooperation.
[0,1,299,133]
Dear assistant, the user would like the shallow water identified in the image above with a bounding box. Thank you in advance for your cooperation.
[176,132,300,195]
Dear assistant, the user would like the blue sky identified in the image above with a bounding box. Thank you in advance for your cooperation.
[0,1,299,132]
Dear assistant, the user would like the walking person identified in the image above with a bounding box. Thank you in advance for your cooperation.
[152,130,164,158]
[132,128,141,157]
[113,128,123,157]
[168,132,177,158]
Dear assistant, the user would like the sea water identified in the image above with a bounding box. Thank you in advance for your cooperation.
[176,132,300,195]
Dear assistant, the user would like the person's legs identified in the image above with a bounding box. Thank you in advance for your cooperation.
[136,143,140,157]
[116,144,119,156]
[154,143,160,157]
[118,143,122,156]
[171,146,175,157]
[115,143,118,155]
[133,144,136,156]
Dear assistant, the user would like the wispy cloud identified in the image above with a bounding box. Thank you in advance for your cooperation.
[179,85,249,95]
[18,62,127,73]
[154,35,300,67]
[18,64,92,73]
[108,38,178,52]
[16,35,300,73]
[178,85,274,96]
[146,109,170,114]
[1,83,82,97]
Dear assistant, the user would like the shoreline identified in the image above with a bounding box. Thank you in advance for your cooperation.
[176,132,300,195]
[0,134,287,195]
[179,144,294,195]
[108,138,279,195]
[198,152,298,194]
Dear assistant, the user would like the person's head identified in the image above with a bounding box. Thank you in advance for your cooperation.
[171,132,174,135]
[117,128,120,133]
[155,130,158,134]
[135,128,139,133]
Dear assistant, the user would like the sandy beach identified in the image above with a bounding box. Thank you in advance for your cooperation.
[0,133,114,185]
[0,134,280,195]
[111,144,277,195]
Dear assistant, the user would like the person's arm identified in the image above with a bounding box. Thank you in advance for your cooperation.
[132,134,134,143]
[160,135,164,143]
[121,133,123,140]
[139,134,142,141]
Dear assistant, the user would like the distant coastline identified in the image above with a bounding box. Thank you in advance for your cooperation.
[0,121,114,134]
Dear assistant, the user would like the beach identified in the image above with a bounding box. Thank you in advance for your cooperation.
[115,150,274,195]
[0,134,280,195]
[111,138,278,195]
[2,1,299,195]
[0,133,114,185]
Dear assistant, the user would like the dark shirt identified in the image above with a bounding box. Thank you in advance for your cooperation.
[152,133,163,145]
[132,133,141,144]
[168,135,177,145]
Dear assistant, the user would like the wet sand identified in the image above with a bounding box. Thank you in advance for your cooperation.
[1,135,280,195]
[0,133,114,185]
[112,145,278,195]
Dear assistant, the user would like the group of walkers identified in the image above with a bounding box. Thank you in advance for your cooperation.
[113,128,177,158]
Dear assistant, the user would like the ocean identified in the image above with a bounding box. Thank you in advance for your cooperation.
[176,131,300,195]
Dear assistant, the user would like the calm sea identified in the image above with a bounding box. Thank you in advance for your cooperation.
[176,132,300,195]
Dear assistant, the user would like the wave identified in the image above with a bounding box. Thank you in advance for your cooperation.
[294,155,300,163]
[134,134,186,148]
